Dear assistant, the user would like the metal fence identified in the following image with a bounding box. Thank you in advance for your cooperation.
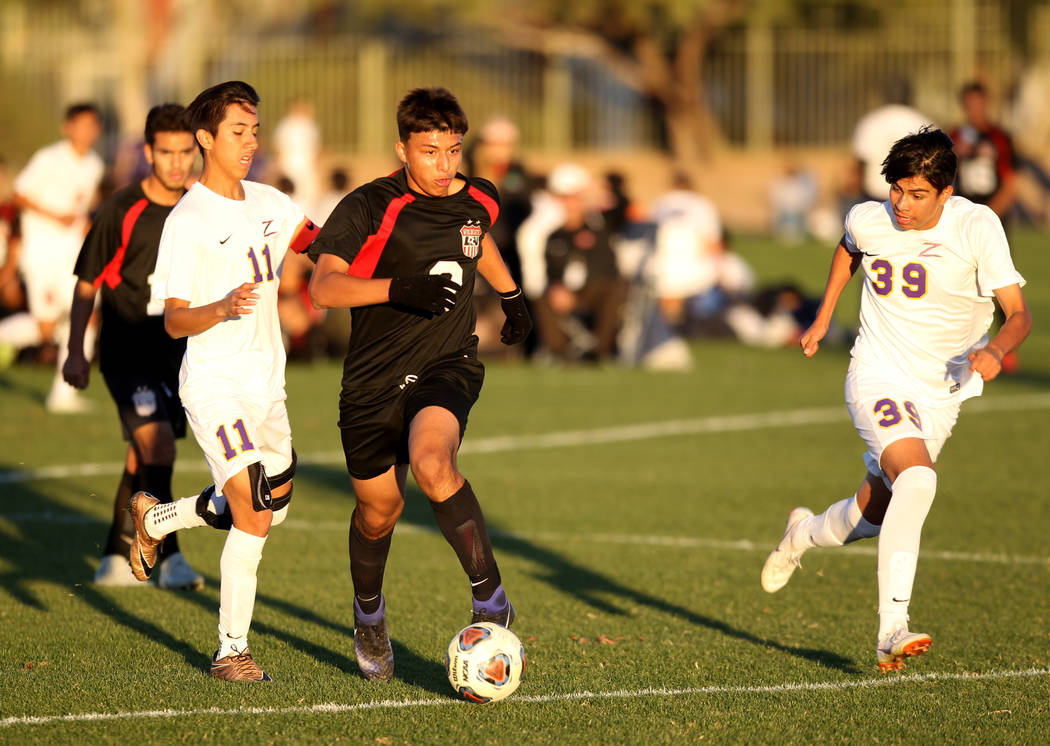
[1,0,1047,164]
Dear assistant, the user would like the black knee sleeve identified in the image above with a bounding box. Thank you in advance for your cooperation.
[195,485,232,531]
[267,449,296,512]
[247,461,273,512]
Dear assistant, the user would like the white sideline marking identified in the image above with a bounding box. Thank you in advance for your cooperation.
[3,513,1047,566]
[3,392,1050,485]
[2,667,1048,728]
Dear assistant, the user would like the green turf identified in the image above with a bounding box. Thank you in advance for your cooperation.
[1,230,1048,744]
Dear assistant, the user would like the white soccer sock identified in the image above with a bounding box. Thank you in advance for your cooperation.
[217,527,267,658]
[0,312,42,348]
[792,496,880,550]
[144,491,225,538]
[877,465,937,639]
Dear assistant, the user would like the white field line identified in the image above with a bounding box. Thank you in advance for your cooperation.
[3,391,1050,485]
[2,512,1046,567]
[2,666,1048,728]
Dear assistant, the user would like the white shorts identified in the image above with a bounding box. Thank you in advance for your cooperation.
[24,267,76,324]
[845,362,962,479]
[183,393,293,492]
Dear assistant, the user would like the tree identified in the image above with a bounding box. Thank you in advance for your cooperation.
[488,0,750,164]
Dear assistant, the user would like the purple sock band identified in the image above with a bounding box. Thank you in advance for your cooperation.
[472,585,507,614]
[354,594,386,626]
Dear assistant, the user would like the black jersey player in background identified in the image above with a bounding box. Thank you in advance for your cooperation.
[63,104,204,590]
[308,87,532,682]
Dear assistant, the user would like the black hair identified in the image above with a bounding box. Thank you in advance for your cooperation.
[396,87,468,142]
[185,81,260,154]
[64,102,100,121]
[330,167,349,191]
[144,103,191,146]
[959,80,987,99]
[881,126,957,193]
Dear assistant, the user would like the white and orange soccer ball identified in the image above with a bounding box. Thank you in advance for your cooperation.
[445,622,525,703]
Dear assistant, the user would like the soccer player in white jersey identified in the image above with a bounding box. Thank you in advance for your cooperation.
[760,127,1031,672]
[129,81,318,682]
[0,103,104,412]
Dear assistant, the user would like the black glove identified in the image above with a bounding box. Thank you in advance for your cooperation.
[498,287,533,345]
[389,274,460,315]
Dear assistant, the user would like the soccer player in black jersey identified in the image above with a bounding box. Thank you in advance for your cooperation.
[63,104,204,590]
[308,87,532,682]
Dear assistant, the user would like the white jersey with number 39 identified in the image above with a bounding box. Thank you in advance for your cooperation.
[152,180,306,402]
[844,196,1024,405]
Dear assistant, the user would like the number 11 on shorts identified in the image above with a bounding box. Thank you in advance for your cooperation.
[216,419,256,460]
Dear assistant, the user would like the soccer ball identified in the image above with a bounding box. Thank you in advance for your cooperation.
[445,622,525,703]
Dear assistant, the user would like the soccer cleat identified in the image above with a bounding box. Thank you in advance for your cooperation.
[210,649,272,682]
[760,507,814,593]
[45,390,97,414]
[877,627,932,673]
[156,551,204,591]
[472,600,515,628]
[94,554,146,586]
[128,492,163,581]
[354,606,394,682]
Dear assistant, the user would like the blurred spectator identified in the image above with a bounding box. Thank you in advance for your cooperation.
[725,283,831,349]
[273,98,321,215]
[467,117,533,286]
[466,117,537,356]
[316,166,350,225]
[634,177,754,368]
[599,170,632,236]
[948,81,1017,221]
[0,103,104,410]
[852,78,931,202]
[769,163,818,243]
[532,163,627,363]
[0,159,26,332]
[274,176,325,360]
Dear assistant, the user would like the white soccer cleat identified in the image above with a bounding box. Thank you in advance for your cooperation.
[156,551,205,591]
[94,554,146,586]
[760,507,814,593]
[877,627,932,673]
[45,390,96,414]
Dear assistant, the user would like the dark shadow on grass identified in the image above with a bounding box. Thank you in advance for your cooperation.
[0,468,433,685]
[391,480,862,676]
[0,473,210,673]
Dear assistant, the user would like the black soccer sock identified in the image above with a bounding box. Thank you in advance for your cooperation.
[103,468,137,558]
[430,480,502,602]
[349,509,393,616]
[139,464,180,560]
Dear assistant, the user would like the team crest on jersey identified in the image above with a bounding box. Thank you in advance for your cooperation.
[460,220,482,258]
[132,385,158,417]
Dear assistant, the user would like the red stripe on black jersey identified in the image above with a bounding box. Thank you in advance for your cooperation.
[468,185,499,226]
[289,217,320,254]
[348,193,416,278]
[93,197,149,289]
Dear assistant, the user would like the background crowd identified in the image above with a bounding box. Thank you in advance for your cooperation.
[0,72,1045,406]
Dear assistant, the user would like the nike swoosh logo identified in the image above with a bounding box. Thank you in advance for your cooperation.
[220,234,232,244]
[892,597,910,603]
[470,579,487,587]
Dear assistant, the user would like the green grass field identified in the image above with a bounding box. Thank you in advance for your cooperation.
[2,231,1048,744]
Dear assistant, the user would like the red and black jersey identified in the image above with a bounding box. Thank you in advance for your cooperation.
[309,169,500,394]
[949,123,1016,204]
[74,182,185,379]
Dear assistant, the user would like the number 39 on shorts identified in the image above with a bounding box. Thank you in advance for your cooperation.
[873,398,922,429]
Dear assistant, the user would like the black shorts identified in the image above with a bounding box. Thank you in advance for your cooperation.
[338,354,485,481]
[102,371,187,441]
